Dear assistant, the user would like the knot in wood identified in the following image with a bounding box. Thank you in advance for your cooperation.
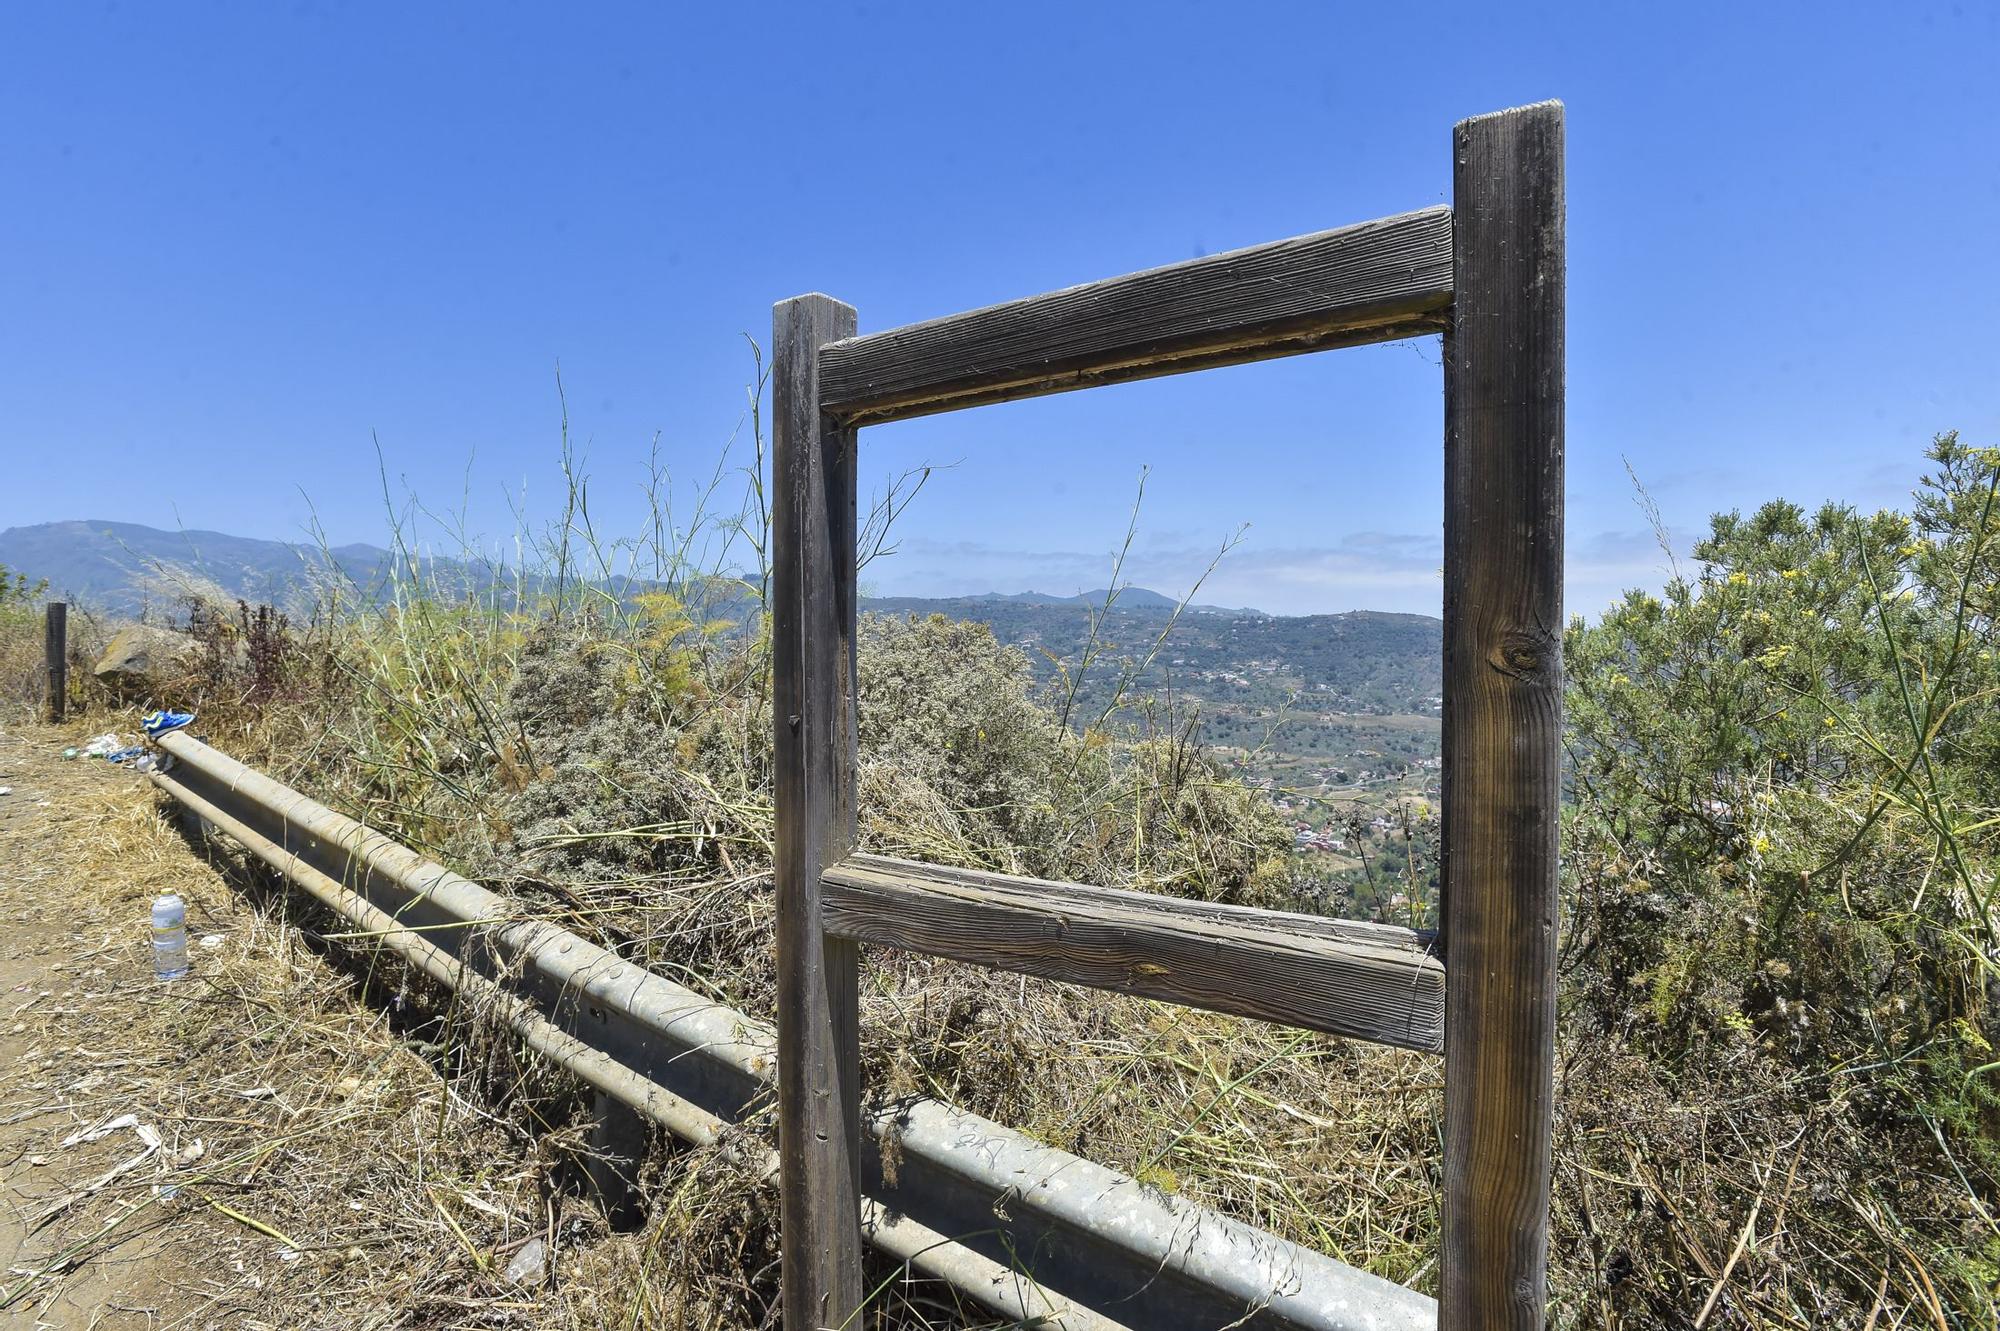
[1486,628,1558,684]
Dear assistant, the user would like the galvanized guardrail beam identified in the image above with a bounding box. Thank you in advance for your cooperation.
[150,729,1436,1331]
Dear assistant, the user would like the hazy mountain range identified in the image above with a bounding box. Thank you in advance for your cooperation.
[1,519,1440,708]
[0,520,402,616]
[951,588,1263,615]
[0,520,1260,620]
[3,518,1443,730]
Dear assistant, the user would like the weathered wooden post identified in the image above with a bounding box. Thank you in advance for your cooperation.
[771,293,865,1330]
[45,601,68,723]
[770,99,1562,1330]
[1440,100,1565,1331]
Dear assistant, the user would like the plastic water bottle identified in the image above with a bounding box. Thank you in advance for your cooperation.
[152,895,189,980]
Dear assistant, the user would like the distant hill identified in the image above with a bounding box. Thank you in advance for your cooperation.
[960,588,1262,615]
[0,521,1261,622]
[0,520,777,622]
[865,595,1439,713]
[0,520,405,616]
[0,519,1439,709]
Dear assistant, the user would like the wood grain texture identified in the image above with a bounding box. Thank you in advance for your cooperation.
[823,854,1444,1052]
[44,602,66,723]
[1439,101,1565,1331]
[771,293,864,1331]
[819,207,1452,425]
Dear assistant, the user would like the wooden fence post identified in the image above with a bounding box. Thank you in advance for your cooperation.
[772,292,864,1330]
[45,601,68,724]
[1440,101,1564,1331]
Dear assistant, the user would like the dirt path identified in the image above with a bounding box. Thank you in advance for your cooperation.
[0,723,223,1326]
[0,722,238,1327]
[0,723,611,1330]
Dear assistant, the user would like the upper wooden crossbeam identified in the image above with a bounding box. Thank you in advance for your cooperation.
[822,853,1444,1052]
[818,206,1453,426]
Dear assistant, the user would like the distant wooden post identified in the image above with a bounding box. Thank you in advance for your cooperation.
[771,293,864,1330]
[44,601,68,724]
[1440,101,1565,1331]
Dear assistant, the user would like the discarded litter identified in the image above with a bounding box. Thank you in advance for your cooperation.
[61,747,78,760]
[153,894,189,981]
[504,1237,547,1285]
[104,746,147,764]
[62,1112,143,1147]
[0,787,11,797]
[60,1113,160,1151]
[81,733,121,758]
[200,934,224,950]
[37,1120,163,1223]
[141,709,195,738]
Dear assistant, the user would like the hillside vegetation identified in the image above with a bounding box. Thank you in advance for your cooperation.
[864,594,1441,715]
[3,433,1994,1328]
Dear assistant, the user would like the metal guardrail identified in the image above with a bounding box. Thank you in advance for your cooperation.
[149,729,1437,1331]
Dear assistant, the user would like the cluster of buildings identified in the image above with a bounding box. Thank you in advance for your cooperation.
[1292,824,1349,853]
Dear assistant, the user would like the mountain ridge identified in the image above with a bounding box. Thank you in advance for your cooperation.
[957,587,1263,615]
[0,520,1375,625]
[0,520,387,615]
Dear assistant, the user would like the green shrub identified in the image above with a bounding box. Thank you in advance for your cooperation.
[1560,433,1998,1318]
[0,562,51,716]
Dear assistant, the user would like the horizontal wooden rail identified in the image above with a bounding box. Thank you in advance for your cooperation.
[822,854,1444,1052]
[818,206,1453,425]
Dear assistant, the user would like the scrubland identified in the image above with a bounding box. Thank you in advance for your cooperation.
[5,430,1994,1328]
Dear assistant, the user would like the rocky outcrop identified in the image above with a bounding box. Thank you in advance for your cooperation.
[93,625,199,694]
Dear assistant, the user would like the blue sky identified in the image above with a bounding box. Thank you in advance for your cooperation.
[2,2,1994,618]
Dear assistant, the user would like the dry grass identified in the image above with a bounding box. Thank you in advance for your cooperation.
[3,431,1992,1328]
[859,957,1442,1279]
[0,723,1105,1330]
[0,599,112,728]
[1,724,576,1327]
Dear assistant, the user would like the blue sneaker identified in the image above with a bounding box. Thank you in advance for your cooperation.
[141,710,195,737]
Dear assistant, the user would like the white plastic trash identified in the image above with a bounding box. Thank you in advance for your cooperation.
[152,895,189,980]
[504,1237,547,1285]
